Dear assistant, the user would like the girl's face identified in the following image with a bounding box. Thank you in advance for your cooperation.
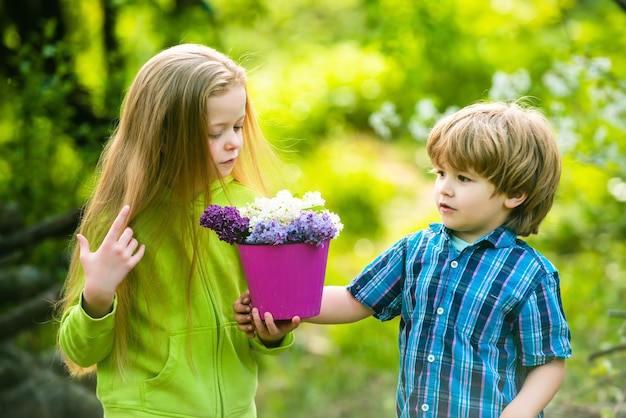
[432,165,523,243]
[207,86,246,178]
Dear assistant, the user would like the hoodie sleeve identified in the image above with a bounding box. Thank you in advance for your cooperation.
[58,293,117,367]
[248,331,295,355]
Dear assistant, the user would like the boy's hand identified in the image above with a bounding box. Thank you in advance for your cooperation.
[233,291,301,346]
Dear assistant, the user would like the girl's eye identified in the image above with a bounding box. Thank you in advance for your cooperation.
[210,125,243,139]
[458,175,471,182]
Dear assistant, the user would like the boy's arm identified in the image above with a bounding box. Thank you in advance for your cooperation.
[499,359,566,418]
[306,285,374,324]
[233,285,374,340]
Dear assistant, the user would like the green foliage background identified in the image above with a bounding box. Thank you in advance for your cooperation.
[1,0,625,416]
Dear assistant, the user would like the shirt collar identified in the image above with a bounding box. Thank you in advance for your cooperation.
[428,222,517,249]
[155,176,237,205]
[210,175,235,193]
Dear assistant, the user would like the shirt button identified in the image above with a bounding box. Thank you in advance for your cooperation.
[436,307,445,315]
[450,260,458,268]
[427,354,435,362]
[421,404,429,412]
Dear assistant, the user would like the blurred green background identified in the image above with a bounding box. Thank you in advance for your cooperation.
[1,0,625,416]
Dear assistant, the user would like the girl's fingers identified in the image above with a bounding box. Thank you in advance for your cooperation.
[251,308,268,332]
[126,237,139,254]
[236,321,256,338]
[117,226,132,243]
[76,233,91,254]
[263,312,280,335]
[233,301,251,314]
[103,205,131,243]
[234,311,251,322]
[130,243,146,265]
[289,316,301,330]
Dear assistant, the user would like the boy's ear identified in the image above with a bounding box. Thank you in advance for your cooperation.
[504,193,526,209]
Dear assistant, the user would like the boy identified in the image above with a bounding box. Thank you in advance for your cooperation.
[235,101,572,417]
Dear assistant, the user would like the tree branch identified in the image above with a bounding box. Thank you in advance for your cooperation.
[588,343,626,362]
[0,266,57,304]
[0,284,60,340]
[0,202,23,234]
[0,208,80,255]
[0,342,103,417]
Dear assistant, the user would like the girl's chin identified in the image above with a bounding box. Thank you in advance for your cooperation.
[215,167,234,178]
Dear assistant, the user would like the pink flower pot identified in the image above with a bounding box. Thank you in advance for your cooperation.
[237,241,330,320]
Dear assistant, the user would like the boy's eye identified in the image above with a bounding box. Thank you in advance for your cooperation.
[458,175,470,182]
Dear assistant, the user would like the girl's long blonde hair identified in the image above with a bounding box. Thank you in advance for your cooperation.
[57,44,283,376]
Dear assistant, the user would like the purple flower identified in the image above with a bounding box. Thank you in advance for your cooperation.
[199,205,250,245]
[246,220,290,245]
[286,211,338,246]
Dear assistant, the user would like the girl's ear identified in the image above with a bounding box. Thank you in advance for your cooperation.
[504,193,526,209]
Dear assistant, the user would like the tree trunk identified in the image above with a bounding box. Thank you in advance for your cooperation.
[0,343,103,418]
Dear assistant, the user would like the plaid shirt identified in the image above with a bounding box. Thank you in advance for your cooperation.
[348,223,572,418]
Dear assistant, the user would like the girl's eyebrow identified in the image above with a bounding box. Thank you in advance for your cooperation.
[209,113,246,128]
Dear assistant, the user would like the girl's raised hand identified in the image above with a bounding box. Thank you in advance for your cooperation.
[79,205,145,318]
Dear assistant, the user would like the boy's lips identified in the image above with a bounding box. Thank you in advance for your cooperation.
[439,201,455,212]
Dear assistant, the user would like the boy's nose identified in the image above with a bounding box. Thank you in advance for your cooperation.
[437,179,454,196]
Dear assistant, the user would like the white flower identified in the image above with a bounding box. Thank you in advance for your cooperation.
[239,190,342,233]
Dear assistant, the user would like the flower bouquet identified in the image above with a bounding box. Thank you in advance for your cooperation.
[200,190,343,319]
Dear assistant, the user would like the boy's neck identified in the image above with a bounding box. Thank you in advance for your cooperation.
[449,233,471,252]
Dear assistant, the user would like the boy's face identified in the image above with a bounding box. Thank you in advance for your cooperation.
[432,165,521,243]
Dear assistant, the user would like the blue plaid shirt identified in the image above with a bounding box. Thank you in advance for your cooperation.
[348,223,572,418]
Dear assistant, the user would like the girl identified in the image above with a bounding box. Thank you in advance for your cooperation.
[57,44,299,418]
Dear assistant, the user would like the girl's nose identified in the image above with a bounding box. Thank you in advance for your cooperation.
[225,130,243,150]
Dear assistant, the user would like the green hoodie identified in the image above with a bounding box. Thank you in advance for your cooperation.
[59,178,294,417]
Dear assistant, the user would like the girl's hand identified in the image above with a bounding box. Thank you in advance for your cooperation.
[234,291,256,338]
[251,308,301,347]
[233,291,301,346]
[79,205,145,318]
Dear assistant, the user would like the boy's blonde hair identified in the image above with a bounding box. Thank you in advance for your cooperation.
[426,100,561,236]
[57,44,283,376]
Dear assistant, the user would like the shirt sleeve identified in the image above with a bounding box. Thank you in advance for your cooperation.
[347,237,408,321]
[58,293,117,368]
[516,271,572,366]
